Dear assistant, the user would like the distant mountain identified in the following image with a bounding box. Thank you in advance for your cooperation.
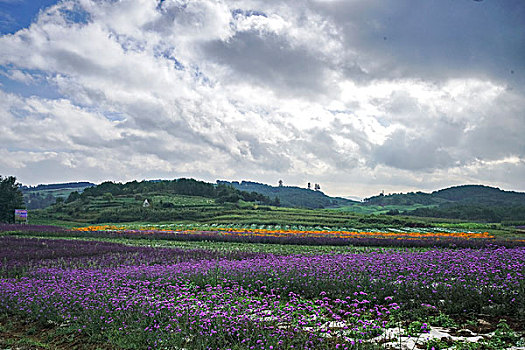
[21,182,95,192]
[364,185,525,207]
[217,180,357,209]
[364,185,525,223]
[21,182,95,209]
[432,185,525,206]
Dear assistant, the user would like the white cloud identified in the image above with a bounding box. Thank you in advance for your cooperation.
[0,148,58,169]
[0,0,523,196]
[1,69,36,84]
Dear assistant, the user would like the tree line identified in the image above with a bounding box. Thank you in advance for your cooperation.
[76,178,280,206]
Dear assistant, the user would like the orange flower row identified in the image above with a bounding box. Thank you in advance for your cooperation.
[211,227,493,239]
[72,225,494,240]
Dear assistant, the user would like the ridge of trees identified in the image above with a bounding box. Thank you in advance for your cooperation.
[75,178,280,206]
[217,180,355,209]
[364,184,525,207]
[365,185,525,223]
[21,182,95,192]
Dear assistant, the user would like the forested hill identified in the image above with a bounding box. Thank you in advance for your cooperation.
[432,185,525,206]
[21,182,95,192]
[21,182,95,210]
[217,181,357,209]
[364,185,525,223]
[79,179,279,206]
[364,185,525,207]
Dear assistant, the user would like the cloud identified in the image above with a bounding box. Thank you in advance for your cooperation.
[204,31,331,96]
[0,69,35,84]
[312,0,525,85]
[0,0,523,196]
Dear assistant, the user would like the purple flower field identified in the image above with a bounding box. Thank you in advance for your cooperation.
[1,236,524,349]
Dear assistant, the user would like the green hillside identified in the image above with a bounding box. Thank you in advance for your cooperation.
[31,178,281,224]
[363,185,525,207]
[34,197,432,230]
[357,185,525,223]
[26,178,437,229]
[21,182,95,209]
[217,180,356,209]
[433,185,525,206]
[17,180,525,226]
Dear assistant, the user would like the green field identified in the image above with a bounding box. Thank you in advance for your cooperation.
[329,203,438,215]
[17,179,523,240]
[29,196,522,238]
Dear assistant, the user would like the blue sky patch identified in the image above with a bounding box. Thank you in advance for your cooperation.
[0,0,60,34]
[59,3,90,25]
[0,67,62,99]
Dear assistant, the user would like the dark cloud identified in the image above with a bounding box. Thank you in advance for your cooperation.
[204,30,331,96]
[312,0,525,85]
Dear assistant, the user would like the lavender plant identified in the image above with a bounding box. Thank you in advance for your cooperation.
[1,237,523,349]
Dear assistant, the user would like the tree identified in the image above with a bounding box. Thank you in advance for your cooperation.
[278,180,283,187]
[0,176,25,223]
[65,191,81,203]
[103,192,114,202]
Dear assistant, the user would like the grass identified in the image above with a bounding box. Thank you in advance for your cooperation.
[24,217,89,228]
[0,313,113,350]
[330,203,438,215]
[151,194,216,206]
[27,190,426,229]
[30,204,400,227]
[2,230,411,255]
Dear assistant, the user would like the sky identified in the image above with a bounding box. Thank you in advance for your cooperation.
[0,0,524,198]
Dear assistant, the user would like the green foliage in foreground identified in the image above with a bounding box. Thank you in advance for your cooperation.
[3,230,408,255]
[424,319,523,349]
[0,175,25,223]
